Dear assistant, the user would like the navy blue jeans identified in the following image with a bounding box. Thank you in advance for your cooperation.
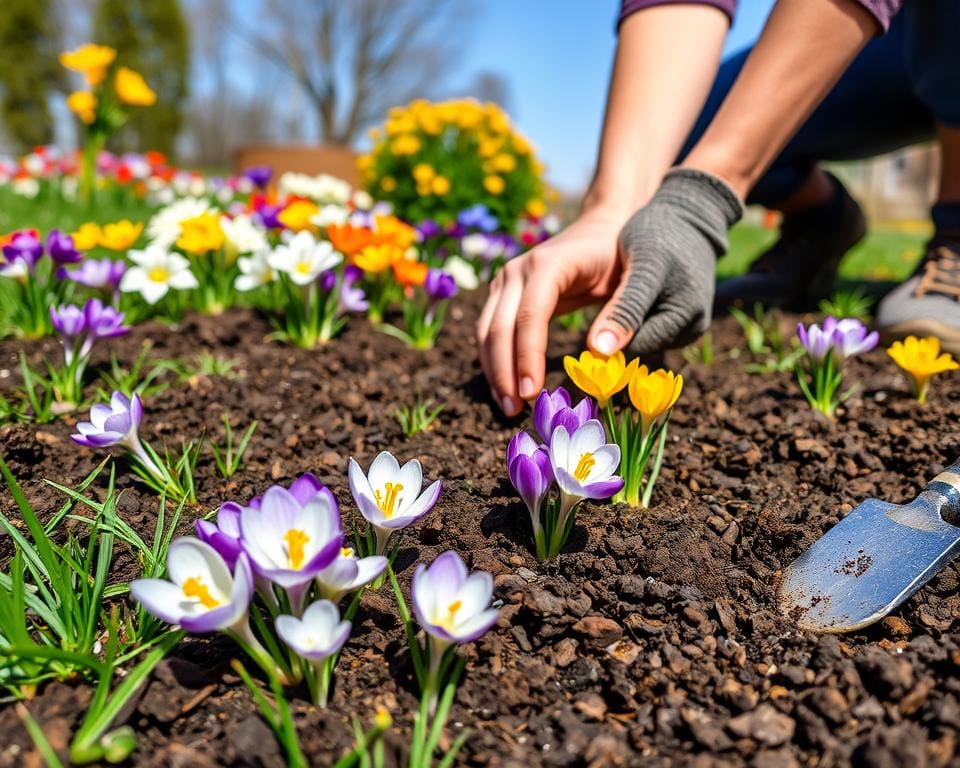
[681,1,959,207]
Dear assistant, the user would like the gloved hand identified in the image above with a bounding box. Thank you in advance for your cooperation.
[589,167,744,356]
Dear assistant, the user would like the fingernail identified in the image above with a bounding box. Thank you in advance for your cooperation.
[501,396,516,415]
[519,377,535,399]
[595,330,618,356]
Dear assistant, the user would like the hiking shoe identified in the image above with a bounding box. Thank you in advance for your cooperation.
[714,173,867,314]
[875,235,960,356]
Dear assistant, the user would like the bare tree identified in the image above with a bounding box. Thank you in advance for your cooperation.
[237,0,472,146]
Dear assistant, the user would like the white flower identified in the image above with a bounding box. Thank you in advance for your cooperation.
[147,197,213,248]
[351,190,374,210]
[120,245,199,304]
[548,419,623,501]
[13,178,39,198]
[268,231,342,285]
[276,600,351,662]
[235,249,276,292]
[310,204,350,228]
[278,172,352,204]
[315,545,387,603]
[220,214,268,255]
[443,256,480,290]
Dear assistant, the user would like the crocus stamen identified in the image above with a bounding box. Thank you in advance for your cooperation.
[440,599,462,630]
[148,265,171,282]
[573,453,595,482]
[284,529,310,570]
[375,482,404,518]
[182,576,220,609]
[341,546,355,558]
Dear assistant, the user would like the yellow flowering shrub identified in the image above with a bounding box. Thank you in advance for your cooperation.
[359,99,547,228]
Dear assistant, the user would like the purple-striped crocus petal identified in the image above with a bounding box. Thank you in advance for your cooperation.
[580,476,626,500]
[83,298,129,340]
[195,518,244,568]
[179,553,255,634]
[287,473,328,507]
[507,430,541,467]
[532,388,571,443]
[411,552,498,645]
[50,304,87,339]
[508,453,552,518]
[572,396,598,425]
[831,318,879,360]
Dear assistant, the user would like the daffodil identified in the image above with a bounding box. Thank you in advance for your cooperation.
[563,350,639,408]
[114,66,156,106]
[99,220,143,251]
[887,335,958,403]
[59,43,116,86]
[628,365,684,434]
[67,91,97,124]
[175,212,225,254]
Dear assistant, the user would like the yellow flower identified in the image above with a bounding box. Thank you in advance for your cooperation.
[484,175,505,195]
[176,213,224,254]
[59,43,116,86]
[277,200,319,232]
[373,215,418,250]
[390,135,421,155]
[478,137,501,158]
[99,220,143,250]
[886,335,958,403]
[526,199,547,218]
[431,176,450,195]
[115,66,156,106]
[354,244,404,274]
[71,222,101,250]
[356,154,374,172]
[412,164,435,184]
[563,350,639,408]
[490,153,516,173]
[67,91,97,124]
[628,365,683,434]
[380,176,397,192]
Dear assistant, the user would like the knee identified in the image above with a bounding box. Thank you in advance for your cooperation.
[904,1,960,126]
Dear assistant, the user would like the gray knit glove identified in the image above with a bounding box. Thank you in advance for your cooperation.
[606,168,743,354]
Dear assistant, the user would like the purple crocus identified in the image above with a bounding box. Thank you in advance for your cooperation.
[255,204,284,229]
[457,204,499,233]
[424,268,458,302]
[416,219,442,240]
[60,258,126,290]
[507,431,554,533]
[2,231,43,273]
[195,502,244,568]
[71,391,144,448]
[83,298,129,345]
[411,551,499,646]
[532,387,597,444]
[339,265,368,313]
[831,317,879,361]
[319,269,338,293]
[46,229,82,264]
[797,317,838,362]
[243,165,272,189]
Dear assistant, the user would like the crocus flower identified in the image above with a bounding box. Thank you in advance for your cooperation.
[831,317,879,361]
[442,255,480,291]
[348,451,442,555]
[255,203,284,230]
[235,249,276,292]
[59,258,126,290]
[276,599,351,661]
[46,229,82,264]
[563,350,639,408]
[424,268,458,301]
[195,502,243,568]
[887,335,959,403]
[70,391,163,477]
[315,545,387,603]
[507,431,553,539]
[411,551,499,649]
[50,303,87,362]
[2,231,43,273]
[120,245,199,304]
[239,485,343,602]
[627,366,683,434]
[99,220,143,251]
[417,219,442,239]
[243,165,272,189]
[533,387,597,443]
[268,231,343,286]
[457,204,499,233]
[82,298,129,348]
[131,538,253,633]
[549,420,624,503]
[339,265,368,313]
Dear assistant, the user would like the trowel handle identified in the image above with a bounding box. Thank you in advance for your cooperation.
[922,458,960,525]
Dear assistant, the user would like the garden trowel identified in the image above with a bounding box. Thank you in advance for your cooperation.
[778,458,960,633]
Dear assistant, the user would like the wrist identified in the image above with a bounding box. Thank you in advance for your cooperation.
[582,171,660,218]
[679,145,756,201]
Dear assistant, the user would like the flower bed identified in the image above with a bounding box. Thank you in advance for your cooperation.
[1,298,958,766]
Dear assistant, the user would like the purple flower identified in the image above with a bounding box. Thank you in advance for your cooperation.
[507,431,554,528]
[832,317,879,361]
[457,204,499,233]
[243,165,272,189]
[411,551,499,646]
[424,268,458,301]
[71,391,144,449]
[46,229,82,264]
[196,503,243,568]
[797,317,838,362]
[50,303,87,341]
[83,298,129,342]
[339,272,368,313]
[60,258,126,290]
[319,269,338,292]
[532,387,598,443]
[417,219,442,239]
[255,204,284,229]
[2,231,43,273]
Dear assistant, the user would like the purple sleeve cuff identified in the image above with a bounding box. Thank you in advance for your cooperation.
[618,0,735,28]
[859,0,901,31]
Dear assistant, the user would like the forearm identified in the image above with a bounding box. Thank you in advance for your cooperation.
[682,0,877,198]
[584,4,729,216]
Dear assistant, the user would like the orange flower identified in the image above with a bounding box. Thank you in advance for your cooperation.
[392,259,428,287]
[372,215,418,250]
[328,223,376,257]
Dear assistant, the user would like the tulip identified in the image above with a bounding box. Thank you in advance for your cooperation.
[71,391,163,478]
[563,350,639,408]
[276,599,351,706]
[506,431,553,548]
[887,335,959,403]
[348,451,442,555]
[532,386,597,443]
[627,366,683,435]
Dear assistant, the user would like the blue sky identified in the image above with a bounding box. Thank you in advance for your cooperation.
[458,0,776,192]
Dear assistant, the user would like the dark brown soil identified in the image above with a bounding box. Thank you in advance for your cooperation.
[1,296,959,768]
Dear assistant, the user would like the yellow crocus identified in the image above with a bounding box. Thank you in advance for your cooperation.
[563,350,639,408]
[354,244,403,274]
[59,43,116,86]
[628,365,684,434]
[115,66,156,106]
[67,91,97,124]
[887,335,958,403]
[176,212,224,254]
[277,200,319,232]
[483,175,505,195]
[99,220,143,250]
[71,222,102,250]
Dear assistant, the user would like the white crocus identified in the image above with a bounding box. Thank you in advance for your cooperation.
[348,451,442,555]
[120,245,199,304]
[268,231,342,286]
[275,599,351,706]
[443,255,480,290]
[315,545,387,603]
[235,248,276,292]
[147,197,213,248]
[220,213,268,255]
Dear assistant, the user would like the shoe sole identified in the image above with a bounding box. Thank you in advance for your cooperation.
[879,320,960,356]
